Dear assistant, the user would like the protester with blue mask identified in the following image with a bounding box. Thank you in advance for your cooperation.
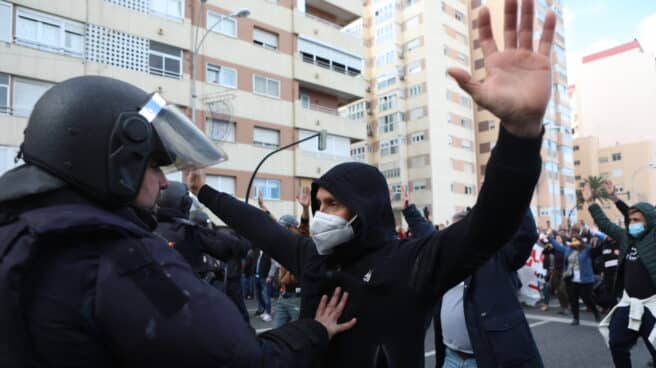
[584,183,656,367]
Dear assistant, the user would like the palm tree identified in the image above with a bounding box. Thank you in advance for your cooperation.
[576,175,612,209]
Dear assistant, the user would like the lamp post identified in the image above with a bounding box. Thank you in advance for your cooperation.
[191,2,250,123]
[245,131,327,204]
[630,162,656,201]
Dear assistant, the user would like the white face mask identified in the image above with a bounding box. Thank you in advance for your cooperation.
[310,211,358,255]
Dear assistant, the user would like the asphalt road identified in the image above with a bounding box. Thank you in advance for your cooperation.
[246,298,653,367]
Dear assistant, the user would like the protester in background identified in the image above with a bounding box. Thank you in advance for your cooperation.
[585,183,656,367]
[242,249,256,300]
[401,185,436,239]
[547,227,601,325]
[590,230,621,312]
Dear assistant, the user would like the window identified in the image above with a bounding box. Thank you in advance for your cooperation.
[376,49,396,67]
[378,112,400,134]
[408,84,423,97]
[13,77,53,117]
[459,95,472,108]
[374,2,394,23]
[574,160,580,166]
[464,185,474,195]
[413,180,427,192]
[410,156,426,168]
[573,145,580,151]
[380,166,401,179]
[461,139,473,151]
[599,157,608,163]
[406,38,421,53]
[149,41,182,79]
[207,11,237,37]
[454,10,465,22]
[298,37,362,76]
[253,127,280,148]
[206,64,237,88]
[252,178,281,200]
[473,39,480,49]
[0,1,11,42]
[344,101,365,120]
[253,75,280,98]
[206,119,235,142]
[375,23,394,44]
[0,73,8,114]
[15,8,84,57]
[299,130,350,158]
[378,92,398,112]
[406,16,420,30]
[206,175,236,196]
[612,152,622,161]
[411,132,425,143]
[407,61,422,74]
[409,107,424,121]
[479,142,491,153]
[380,138,399,156]
[474,58,484,69]
[612,169,623,177]
[376,74,396,90]
[351,146,366,161]
[0,145,20,176]
[150,0,183,20]
[253,28,278,50]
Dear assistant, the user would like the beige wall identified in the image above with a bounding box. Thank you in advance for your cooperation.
[575,46,656,146]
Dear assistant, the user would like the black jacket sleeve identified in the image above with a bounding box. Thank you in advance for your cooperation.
[407,127,542,299]
[501,209,539,271]
[195,226,243,262]
[403,204,437,239]
[615,199,630,225]
[197,190,315,278]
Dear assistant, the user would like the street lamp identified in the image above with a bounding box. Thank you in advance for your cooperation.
[629,162,656,201]
[245,130,327,204]
[191,3,250,123]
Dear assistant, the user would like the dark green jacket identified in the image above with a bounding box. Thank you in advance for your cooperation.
[589,202,656,292]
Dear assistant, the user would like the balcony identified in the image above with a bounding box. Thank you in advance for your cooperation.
[294,56,367,103]
[305,0,361,26]
[293,12,362,57]
[295,102,366,141]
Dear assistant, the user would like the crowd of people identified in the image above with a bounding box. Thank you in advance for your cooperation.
[3,1,654,367]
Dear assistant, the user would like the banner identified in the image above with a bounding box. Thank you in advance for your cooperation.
[517,244,547,306]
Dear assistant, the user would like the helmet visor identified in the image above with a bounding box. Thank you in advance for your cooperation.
[139,93,227,172]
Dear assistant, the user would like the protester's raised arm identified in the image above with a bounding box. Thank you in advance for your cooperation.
[407,0,551,297]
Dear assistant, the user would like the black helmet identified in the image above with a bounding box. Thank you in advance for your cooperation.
[21,76,225,206]
[158,181,192,216]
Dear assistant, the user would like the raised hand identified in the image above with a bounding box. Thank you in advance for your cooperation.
[314,287,357,339]
[257,191,266,210]
[582,182,594,204]
[187,169,206,196]
[401,185,409,209]
[603,180,618,201]
[448,0,556,138]
[296,186,311,209]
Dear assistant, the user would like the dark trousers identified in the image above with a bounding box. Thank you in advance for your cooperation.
[550,270,569,309]
[609,306,656,367]
[566,280,599,320]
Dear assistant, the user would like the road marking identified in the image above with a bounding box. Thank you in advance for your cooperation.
[529,320,551,328]
[425,350,436,357]
[525,313,599,327]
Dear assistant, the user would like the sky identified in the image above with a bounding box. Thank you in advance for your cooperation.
[563,0,656,84]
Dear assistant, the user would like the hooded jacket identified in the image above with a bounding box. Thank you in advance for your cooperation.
[199,127,542,367]
[589,202,656,292]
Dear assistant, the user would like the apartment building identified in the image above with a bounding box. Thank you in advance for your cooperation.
[574,136,656,226]
[0,0,367,218]
[356,0,478,225]
[469,0,575,228]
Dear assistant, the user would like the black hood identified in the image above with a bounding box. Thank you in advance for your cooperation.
[311,162,395,259]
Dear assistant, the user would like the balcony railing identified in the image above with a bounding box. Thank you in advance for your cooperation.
[300,11,361,39]
[301,102,339,115]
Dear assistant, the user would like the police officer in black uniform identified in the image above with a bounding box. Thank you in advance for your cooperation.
[0,76,355,367]
[156,182,251,321]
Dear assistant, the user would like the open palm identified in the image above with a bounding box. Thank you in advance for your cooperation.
[449,0,556,138]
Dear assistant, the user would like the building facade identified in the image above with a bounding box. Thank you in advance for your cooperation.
[0,0,367,218]
[356,0,478,225]
[571,40,656,146]
[574,136,656,227]
[469,0,575,228]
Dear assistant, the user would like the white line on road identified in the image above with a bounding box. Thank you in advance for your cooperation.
[525,313,599,327]
[529,320,551,328]
[424,350,436,357]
